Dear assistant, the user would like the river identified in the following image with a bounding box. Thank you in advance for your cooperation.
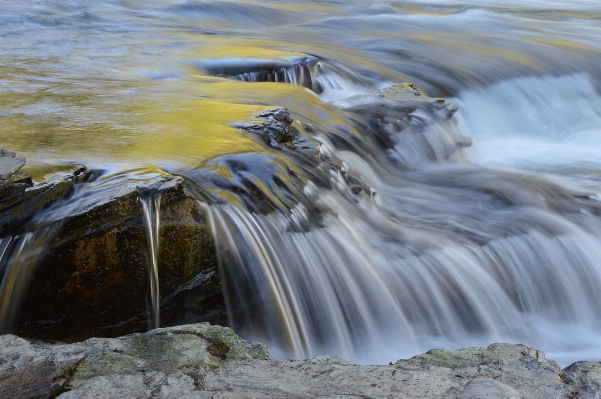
[1,0,601,366]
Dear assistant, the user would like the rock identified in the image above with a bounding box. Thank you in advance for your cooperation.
[562,361,601,398]
[232,107,296,146]
[381,83,428,97]
[333,84,468,168]
[0,165,90,234]
[460,378,521,399]
[2,331,600,399]
[0,335,86,399]
[396,344,564,399]
[0,150,25,180]
[12,175,224,342]
[197,55,320,91]
[0,323,267,399]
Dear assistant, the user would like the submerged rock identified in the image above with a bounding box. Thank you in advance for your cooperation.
[1,330,598,399]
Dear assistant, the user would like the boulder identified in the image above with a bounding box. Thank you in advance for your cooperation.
[2,331,599,399]
[0,323,267,399]
[0,335,86,399]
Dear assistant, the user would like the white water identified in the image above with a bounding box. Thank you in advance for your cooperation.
[203,70,601,366]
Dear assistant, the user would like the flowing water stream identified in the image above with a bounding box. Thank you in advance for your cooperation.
[140,193,162,330]
[1,0,601,366]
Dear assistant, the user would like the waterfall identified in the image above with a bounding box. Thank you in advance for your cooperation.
[233,57,321,92]
[201,73,601,365]
[0,228,58,334]
[140,193,162,330]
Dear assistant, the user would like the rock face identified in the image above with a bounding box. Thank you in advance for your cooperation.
[1,327,599,399]
[0,150,224,342]
[11,176,224,342]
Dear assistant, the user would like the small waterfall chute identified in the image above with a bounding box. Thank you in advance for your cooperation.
[139,189,162,330]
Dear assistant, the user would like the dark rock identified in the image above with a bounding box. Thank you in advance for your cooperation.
[334,84,469,168]
[0,165,90,235]
[12,175,224,342]
[233,107,296,146]
[198,55,320,91]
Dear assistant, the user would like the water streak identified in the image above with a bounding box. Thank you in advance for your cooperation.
[140,193,162,330]
[205,198,601,364]
[0,228,58,334]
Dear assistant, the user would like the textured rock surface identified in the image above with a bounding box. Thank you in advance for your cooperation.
[232,107,296,146]
[0,334,86,399]
[3,329,600,399]
[0,323,267,399]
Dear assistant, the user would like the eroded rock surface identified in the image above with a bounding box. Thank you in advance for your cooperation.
[1,333,599,399]
[0,323,267,399]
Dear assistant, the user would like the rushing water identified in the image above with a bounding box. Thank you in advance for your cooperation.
[1,0,601,366]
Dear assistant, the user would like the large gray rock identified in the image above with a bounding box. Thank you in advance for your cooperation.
[0,335,86,399]
[0,323,267,399]
[0,150,25,180]
[2,327,600,399]
[562,361,601,399]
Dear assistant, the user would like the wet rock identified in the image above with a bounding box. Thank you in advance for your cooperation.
[334,84,469,168]
[233,107,296,146]
[13,176,224,342]
[198,55,320,91]
[0,165,90,234]
[229,107,375,209]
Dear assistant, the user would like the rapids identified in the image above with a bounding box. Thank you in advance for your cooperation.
[1,0,601,366]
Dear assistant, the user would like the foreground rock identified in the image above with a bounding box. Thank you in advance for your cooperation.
[1,325,599,399]
[0,323,268,399]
